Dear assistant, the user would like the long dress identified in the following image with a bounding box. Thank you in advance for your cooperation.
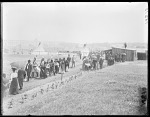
[9,73,19,95]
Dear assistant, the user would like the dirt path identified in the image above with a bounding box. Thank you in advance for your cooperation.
[3,60,83,99]
[3,60,147,115]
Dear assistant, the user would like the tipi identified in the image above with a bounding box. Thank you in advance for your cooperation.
[32,42,47,55]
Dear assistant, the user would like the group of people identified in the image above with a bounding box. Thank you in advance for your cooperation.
[106,52,126,66]
[82,54,104,71]
[82,51,127,71]
[2,54,76,96]
[114,53,126,62]
[2,67,26,96]
[25,54,76,80]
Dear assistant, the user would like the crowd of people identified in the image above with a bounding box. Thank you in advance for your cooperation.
[82,52,126,71]
[2,54,76,96]
[82,53,105,71]
[107,53,126,66]
[2,52,126,96]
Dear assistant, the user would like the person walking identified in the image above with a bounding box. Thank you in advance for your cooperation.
[32,58,40,78]
[46,61,50,76]
[61,58,66,73]
[17,68,26,90]
[50,59,55,76]
[2,73,9,97]
[99,57,104,69]
[65,59,69,72]
[67,54,71,68]
[72,55,76,68]
[9,67,19,95]
[25,60,32,81]
[54,59,59,74]
[40,58,46,78]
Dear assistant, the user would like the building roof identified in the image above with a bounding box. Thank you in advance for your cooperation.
[112,46,136,51]
[136,49,147,53]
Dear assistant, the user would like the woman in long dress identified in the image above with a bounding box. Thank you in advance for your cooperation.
[9,67,19,95]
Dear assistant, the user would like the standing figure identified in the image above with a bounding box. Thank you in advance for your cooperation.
[92,58,97,70]
[96,54,100,69]
[99,57,104,69]
[80,52,82,60]
[65,59,69,72]
[61,58,66,73]
[9,67,19,95]
[119,53,122,62]
[115,54,117,62]
[2,73,9,97]
[72,55,76,68]
[67,54,71,68]
[40,58,46,78]
[17,68,26,90]
[25,60,32,81]
[46,61,50,76]
[32,58,40,78]
[58,58,62,73]
[107,54,110,66]
[50,60,55,76]
[54,59,59,74]
[116,53,119,62]
[44,61,48,78]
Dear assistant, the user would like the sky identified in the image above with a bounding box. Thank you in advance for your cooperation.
[3,2,148,44]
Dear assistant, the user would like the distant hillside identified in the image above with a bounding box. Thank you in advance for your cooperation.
[3,40,148,54]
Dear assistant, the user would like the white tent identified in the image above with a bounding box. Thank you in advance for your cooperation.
[32,43,47,55]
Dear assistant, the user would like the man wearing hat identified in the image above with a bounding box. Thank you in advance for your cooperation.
[25,60,32,81]
[17,68,26,90]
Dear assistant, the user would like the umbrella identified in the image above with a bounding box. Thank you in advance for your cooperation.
[10,61,27,69]
[122,53,126,55]
[91,55,97,60]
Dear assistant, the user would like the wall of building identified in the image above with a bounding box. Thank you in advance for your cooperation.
[112,47,136,61]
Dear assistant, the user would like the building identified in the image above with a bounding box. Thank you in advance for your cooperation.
[136,49,148,60]
[112,47,137,61]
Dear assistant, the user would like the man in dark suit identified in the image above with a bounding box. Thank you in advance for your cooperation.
[67,54,71,68]
[18,68,26,90]
[25,60,32,81]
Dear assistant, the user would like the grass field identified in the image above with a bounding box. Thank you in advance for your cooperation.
[2,59,147,115]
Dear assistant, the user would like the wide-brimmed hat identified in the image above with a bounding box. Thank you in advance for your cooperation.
[11,67,17,70]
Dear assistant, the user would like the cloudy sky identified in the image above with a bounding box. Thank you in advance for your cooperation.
[3,2,148,44]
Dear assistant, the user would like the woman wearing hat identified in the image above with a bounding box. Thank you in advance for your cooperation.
[9,67,19,95]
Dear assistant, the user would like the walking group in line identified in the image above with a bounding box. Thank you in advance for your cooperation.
[2,54,76,96]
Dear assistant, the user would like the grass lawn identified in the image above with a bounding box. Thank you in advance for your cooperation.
[2,60,147,115]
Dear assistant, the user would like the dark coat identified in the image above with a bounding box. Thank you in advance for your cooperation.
[18,69,26,89]
[25,63,32,72]
[18,69,26,79]
[67,57,71,63]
